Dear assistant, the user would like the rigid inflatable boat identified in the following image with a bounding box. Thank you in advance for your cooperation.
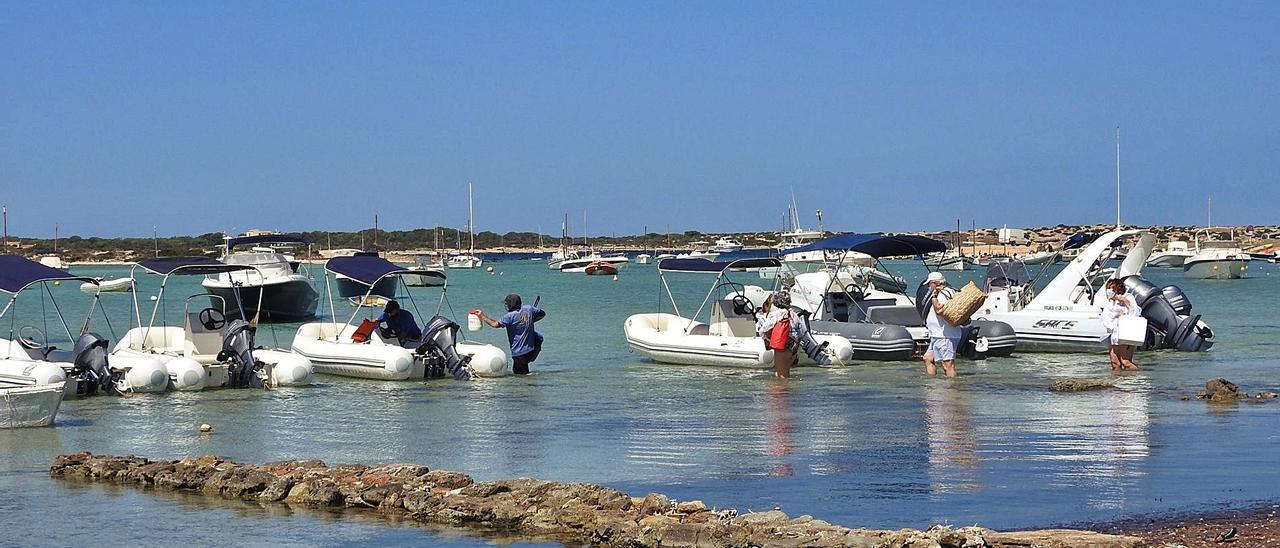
[624,258,852,368]
[292,255,508,380]
[973,230,1214,353]
[0,255,168,396]
[114,257,314,391]
[784,234,1017,361]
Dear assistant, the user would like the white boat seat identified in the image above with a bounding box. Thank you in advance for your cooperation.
[709,300,758,337]
[865,305,925,327]
[185,313,224,357]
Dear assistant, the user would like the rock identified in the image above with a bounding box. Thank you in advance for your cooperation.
[199,423,212,433]
[733,509,790,528]
[637,493,671,516]
[1050,378,1113,392]
[1257,391,1278,399]
[1199,378,1240,402]
[420,469,473,490]
[284,478,343,506]
[675,499,707,514]
[986,529,1145,547]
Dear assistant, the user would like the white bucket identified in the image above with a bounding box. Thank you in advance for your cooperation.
[468,312,482,332]
[1115,316,1148,346]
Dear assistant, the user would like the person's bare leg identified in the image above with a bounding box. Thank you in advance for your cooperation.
[1120,346,1139,370]
[1109,346,1122,371]
[775,349,792,379]
[942,359,957,378]
[923,351,937,376]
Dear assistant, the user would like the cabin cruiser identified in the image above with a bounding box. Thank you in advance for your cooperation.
[117,257,315,391]
[557,251,630,273]
[635,253,652,265]
[1184,230,1249,279]
[973,229,1214,353]
[784,234,1017,361]
[711,237,744,253]
[624,257,852,368]
[202,233,319,322]
[1146,241,1194,268]
[0,255,169,397]
[404,254,447,287]
[675,242,719,261]
[293,255,507,380]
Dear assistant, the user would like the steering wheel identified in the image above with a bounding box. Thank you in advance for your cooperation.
[731,294,756,316]
[17,325,46,350]
[843,283,864,299]
[198,308,227,331]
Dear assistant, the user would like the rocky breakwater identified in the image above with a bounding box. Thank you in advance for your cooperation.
[51,452,1146,547]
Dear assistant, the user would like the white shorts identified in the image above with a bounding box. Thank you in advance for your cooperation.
[928,337,959,361]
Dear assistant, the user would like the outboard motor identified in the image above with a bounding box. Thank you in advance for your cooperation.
[417,315,472,380]
[217,320,264,388]
[958,325,987,360]
[789,307,832,365]
[1160,285,1192,316]
[70,332,119,396]
[913,282,931,321]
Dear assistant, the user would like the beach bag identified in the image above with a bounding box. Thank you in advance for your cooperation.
[1115,316,1148,346]
[769,316,792,350]
[939,282,987,326]
[351,319,378,343]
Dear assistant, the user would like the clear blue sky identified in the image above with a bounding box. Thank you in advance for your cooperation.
[3,2,1277,238]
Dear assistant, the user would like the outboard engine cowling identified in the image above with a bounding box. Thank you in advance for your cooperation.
[418,315,472,380]
[1123,276,1161,308]
[70,332,118,396]
[789,308,832,365]
[1160,285,1193,316]
[218,320,263,388]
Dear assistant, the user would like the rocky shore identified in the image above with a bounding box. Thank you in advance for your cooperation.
[51,452,1147,547]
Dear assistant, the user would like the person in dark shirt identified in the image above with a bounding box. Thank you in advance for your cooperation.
[377,300,422,345]
[473,293,545,375]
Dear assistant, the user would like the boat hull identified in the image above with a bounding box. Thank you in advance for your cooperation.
[205,278,319,323]
[0,383,64,428]
[1183,259,1247,279]
[292,322,508,379]
[624,313,852,368]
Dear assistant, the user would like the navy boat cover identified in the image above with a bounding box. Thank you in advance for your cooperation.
[657,257,780,273]
[225,233,311,251]
[137,256,254,276]
[326,255,445,287]
[782,233,947,258]
[0,255,98,294]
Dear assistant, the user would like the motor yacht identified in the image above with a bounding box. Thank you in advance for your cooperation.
[202,233,319,322]
[1145,241,1194,268]
[1183,230,1249,279]
[711,236,744,253]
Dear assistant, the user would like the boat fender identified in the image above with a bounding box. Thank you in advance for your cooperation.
[419,316,473,380]
[167,357,206,391]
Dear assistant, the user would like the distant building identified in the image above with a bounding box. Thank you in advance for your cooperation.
[998,227,1028,244]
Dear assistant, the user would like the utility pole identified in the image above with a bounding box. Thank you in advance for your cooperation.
[1115,126,1121,229]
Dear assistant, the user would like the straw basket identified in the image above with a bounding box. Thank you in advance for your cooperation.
[939,281,987,325]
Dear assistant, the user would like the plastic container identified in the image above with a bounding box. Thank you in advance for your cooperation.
[467,310,482,332]
[1115,316,1148,346]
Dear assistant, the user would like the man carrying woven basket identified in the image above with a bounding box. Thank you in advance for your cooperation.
[923,272,962,378]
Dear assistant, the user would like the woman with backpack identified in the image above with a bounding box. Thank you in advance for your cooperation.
[756,291,797,379]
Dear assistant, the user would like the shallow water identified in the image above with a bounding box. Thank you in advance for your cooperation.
[2,258,1278,546]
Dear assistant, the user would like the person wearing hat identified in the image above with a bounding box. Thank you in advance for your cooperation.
[923,271,962,378]
[755,291,797,379]
[376,300,422,346]
[472,294,546,375]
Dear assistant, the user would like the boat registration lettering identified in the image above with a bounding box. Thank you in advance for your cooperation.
[1033,319,1077,329]
[1043,305,1072,311]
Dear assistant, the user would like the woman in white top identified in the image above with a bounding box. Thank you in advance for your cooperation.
[1101,279,1140,371]
[756,292,796,379]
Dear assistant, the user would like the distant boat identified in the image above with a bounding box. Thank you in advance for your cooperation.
[675,241,719,260]
[1146,241,1194,268]
[584,261,618,276]
[711,237,743,253]
[80,277,134,293]
[447,183,483,269]
[635,253,652,265]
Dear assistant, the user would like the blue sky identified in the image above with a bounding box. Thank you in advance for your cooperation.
[2,2,1277,238]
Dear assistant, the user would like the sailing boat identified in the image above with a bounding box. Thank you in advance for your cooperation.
[924,219,970,271]
[446,183,483,269]
[552,211,629,273]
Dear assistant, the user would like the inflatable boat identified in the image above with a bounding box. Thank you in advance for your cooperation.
[0,255,170,396]
[974,230,1214,353]
[293,255,508,380]
[80,277,134,293]
[114,257,314,391]
[783,234,1017,361]
[624,258,852,368]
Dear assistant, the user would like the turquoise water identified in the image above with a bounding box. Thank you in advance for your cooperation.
[2,258,1279,546]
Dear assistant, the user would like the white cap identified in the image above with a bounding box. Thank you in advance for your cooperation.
[926,271,947,284]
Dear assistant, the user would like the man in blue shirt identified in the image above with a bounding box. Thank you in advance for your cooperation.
[377,300,422,346]
[473,293,545,375]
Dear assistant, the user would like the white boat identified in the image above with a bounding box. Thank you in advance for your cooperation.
[0,255,170,396]
[201,234,319,322]
[674,242,719,261]
[710,237,744,253]
[1145,241,1193,268]
[0,381,64,428]
[1017,250,1060,265]
[80,277,134,293]
[923,250,970,271]
[557,252,630,273]
[1183,230,1249,279]
[635,253,652,265]
[404,254,447,287]
[116,257,314,391]
[37,255,65,269]
[623,257,852,368]
[447,183,483,269]
[973,229,1215,353]
[293,255,507,380]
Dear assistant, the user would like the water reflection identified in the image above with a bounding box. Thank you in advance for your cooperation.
[766,383,795,477]
[925,381,981,493]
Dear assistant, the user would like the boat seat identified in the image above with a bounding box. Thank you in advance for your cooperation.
[850,298,898,322]
[709,300,757,338]
[865,305,925,327]
[185,313,224,358]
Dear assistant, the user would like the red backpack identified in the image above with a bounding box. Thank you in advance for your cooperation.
[769,316,792,350]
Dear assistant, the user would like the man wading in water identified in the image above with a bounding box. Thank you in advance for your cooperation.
[473,294,545,375]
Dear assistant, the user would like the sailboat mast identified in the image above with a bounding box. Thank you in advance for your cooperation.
[2,206,7,248]
[467,182,474,253]
[373,214,379,250]
[54,223,59,253]
[1115,126,1121,229]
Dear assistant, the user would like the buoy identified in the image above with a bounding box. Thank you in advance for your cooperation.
[150,295,158,301]
[612,275,619,281]
[199,423,213,433]
[486,266,494,273]
[53,281,61,286]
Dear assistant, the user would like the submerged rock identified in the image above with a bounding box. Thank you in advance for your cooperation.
[1050,378,1113,392]
[1199,378,1241,402]
[50,452,1150,547]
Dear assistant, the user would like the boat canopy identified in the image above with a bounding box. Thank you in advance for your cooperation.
[226,233,311,251]
[984,259,1032,289]
[782,233,947,258]
[0,255,98,294]
[137,256,255,276]
[326,255,445,287]
[658,257,780,273]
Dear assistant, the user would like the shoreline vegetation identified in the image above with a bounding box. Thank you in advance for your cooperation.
[7,223,1279,265]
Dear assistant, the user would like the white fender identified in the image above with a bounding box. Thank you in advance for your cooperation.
[108,352,173,393]
[0,359,66,385]
[164,357,207,391]
[458,342,509,377]
[256,349,314,386]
